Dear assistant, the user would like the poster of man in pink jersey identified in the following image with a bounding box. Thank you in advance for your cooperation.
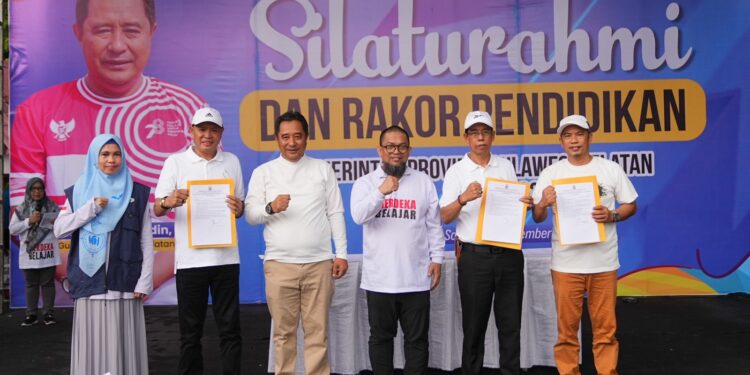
[10,0,205,305]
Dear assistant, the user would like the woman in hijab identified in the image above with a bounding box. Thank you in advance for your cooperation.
[54,134,154,375]
[9,178,61,326]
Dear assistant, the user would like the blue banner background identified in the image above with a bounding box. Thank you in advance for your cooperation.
[9,0,750,305]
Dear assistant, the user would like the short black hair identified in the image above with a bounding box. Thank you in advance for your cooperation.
[379,126,410,146]
[76,0,156,27]
[274,111,309,137]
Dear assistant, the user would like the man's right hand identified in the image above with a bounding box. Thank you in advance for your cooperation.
[459,181,483,204]
[539,186,556,209]
[272,194,291,213]
[167,189,189,208]
[378,176,399,195]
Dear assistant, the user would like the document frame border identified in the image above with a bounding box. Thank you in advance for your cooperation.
[186,178,238,249]
[475,177,531,250]
[551,175,606,246]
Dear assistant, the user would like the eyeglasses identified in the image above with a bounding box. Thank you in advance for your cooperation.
[30,187,44,192]
[466,129,494,137]
[381,144,410,153]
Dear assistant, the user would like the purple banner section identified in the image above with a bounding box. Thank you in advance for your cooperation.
[8,0,750,305]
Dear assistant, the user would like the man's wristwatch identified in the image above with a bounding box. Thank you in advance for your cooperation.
[159,197,171,210]
[265,202,275,215]
[612,211,621,222]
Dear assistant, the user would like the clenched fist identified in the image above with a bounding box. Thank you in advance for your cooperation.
[379,176,399,195]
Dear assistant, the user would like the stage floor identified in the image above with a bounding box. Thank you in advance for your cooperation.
[1,295,749,374]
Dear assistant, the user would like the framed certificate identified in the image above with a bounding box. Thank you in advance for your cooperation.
[552,175,606,245]
[186,178,238,248]
[475,178,531,250]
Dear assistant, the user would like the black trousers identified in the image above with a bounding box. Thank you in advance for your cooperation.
[458,244,524,375]
[366,290,431,375]
[176,264,242,375]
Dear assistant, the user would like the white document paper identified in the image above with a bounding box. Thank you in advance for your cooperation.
[480,181,526,244]
[555,182,601,245]
[188,182,234,247]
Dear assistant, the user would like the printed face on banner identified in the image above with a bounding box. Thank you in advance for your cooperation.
[276,120,308,162]
[73,0,156,97]
[560,126,593,161]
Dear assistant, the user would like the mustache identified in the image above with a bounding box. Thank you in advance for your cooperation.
[382,162,406,178]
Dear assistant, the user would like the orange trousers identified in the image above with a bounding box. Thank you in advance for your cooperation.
[552,270,619,375]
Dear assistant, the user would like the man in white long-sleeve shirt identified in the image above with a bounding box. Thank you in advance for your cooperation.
[350,126,444,375]
[245,111,348,375]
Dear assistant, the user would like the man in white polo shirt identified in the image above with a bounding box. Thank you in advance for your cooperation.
[154,107,245,375]
[440,111,532,375]
[350,126,444,374]
[532,114,637,375]
[245,111,348,375]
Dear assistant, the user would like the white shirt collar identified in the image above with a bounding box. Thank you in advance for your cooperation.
[460,153,498,171]
[276,154,308,166]
[186,146,224,163]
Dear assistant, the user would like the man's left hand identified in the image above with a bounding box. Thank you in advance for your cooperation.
[428,262,442,290]
[592,205,611,223]
[226,195,244,218]
[332,258,348,279]
[519,195,534,206]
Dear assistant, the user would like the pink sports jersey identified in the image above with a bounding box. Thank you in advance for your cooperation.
[10,76,205,206]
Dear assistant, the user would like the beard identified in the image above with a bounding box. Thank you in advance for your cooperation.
[382,162,407,178]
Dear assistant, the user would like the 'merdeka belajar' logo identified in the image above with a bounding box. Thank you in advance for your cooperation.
[375,198,417,220]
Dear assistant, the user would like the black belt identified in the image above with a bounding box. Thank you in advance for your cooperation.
[461,242,516,254]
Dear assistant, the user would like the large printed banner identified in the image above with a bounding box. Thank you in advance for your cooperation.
[9,0,750,305]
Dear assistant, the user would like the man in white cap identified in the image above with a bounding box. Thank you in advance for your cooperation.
[154,107,246,374]
[532,114,638,375]
[440,111,532,375]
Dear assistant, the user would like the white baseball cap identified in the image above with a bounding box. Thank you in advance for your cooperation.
[191,107,223,127]
[464,111,494,130]
[557,114,590,135]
